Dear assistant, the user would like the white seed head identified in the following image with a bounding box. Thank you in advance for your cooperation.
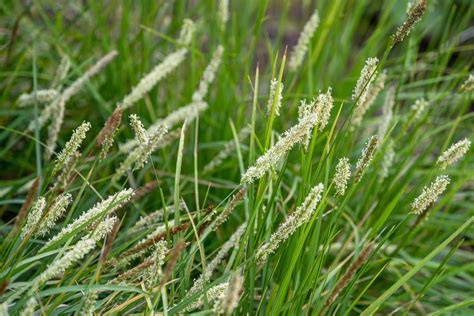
[256,183,324,263]
[51,55,71,88]
[411,175,450,215]
[352,70,387,127]
[288,10,320,72]
[21,197,46,239]
[129,114,148,145]
[188,224,246,296]
[119,102,208,153]
[436,138,471,170]
[53,121,91,175]
[218,0,229,30]
[241,110,319,184]
[184,282,229,312]
[178,19,195,46]
[378,84,395,139]
[334,158,351,197]
[120,49,187,110]
[192,46,224,102]
[352,57,379,111]
[43,189,133,249]
[267,78,284,117]
[81,290,98,316]
[19,297,37,316]
[460,74,474,93]
[32,217,117,291]
[354,135,378,183]
[222,273,243,315]
[35,193,72,237]
[380,140,395,180]
[17,89,59,107]
[113,124,168,181]
[315,87,334,131]
[410,98,428,120]
[203,127,251,173]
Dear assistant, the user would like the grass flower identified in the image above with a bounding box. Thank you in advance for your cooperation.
[218,0,229,31]
[52,121,91,175]
[129,114,148,145]
[410,98,428,120]
[35,193,72,237]
[43,189,133,249]
[21,197,46,239]
[411,175,450,215]
[256,183,323,264]
[184,282,229,312]
[192,46,224,102]
[203,127,251,173]
[334,158,351,196]
[390,0,427,45]
[241,110,320,184]
[378,84,395,139]
[352,70,387,127]
[17,89,59,107]
[436,138,471,170]
[222,273,243,315]
[178,19,195,46]
[460,74,473,93]
[211,188,246,230]
[113,124,168,181]
[19,297,37,316]
[354,136,378,183]
[352,57,379,112]
[31,217,117,291]
[267,78,284,116]
[288,10,320,72]
[380,140,395,180]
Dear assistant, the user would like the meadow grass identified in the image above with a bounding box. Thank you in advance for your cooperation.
[0,0,473,314]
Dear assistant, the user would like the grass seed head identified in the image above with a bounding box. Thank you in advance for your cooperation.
[436,138,471,170]
[411,175,450,215]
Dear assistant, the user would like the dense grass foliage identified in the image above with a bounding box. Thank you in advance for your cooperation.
[0,1,473,315]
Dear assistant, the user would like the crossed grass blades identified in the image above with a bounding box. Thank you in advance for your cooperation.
[0,0,473,315]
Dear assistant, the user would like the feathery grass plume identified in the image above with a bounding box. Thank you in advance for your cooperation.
[19,297,36,316]
[354,135,378,183]
[31,217,117,292]
[352,57,379,112]
[52,121,91,175]
[222,273,243,315]
[130,202,182,233]
[352,70,387,128]
[390,0,427,45]
[45,51,118,158]
[218,0,229,31]
[266,78,284,116]
[410,97,428,120]
[99,219,121,264]
[21,197,46,239]
[460,74,473,93]
[52,151,79,192]
[43,189,133,249]
[17,89,59,107]
[241,110,320,184]
[256,183,324,264]
[211,188,246,230]
[28,98,58,131]
[177,19,195,46]
[334,158,351,197]
[192,46,224,102]
[436,138,471,170]
[96,107,123,160]
[314,87,334,132]
[113,124,168,181]
[119,102,208,153]
[81,290,98,316]
[411,175,450,215]
[141,241,168,289]
[288,10,320,72]
[184,282,229,312]
[204,127,251,173]
[380,140,395,180]
[35,193,72,237]
[119,49,187,110]
[378,84,395,139]
[129,114,148,145]
[188,224,246,296]
[51,55,71,88]
[321,241,375,314]
[14,176,40,233]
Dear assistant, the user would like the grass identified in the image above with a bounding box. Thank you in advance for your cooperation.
[0,0,473,315]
